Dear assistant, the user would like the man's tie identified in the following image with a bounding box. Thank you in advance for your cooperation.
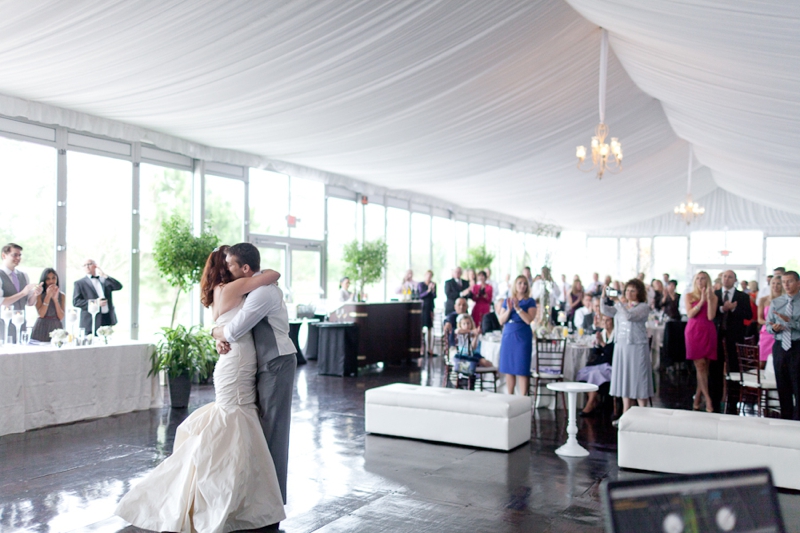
[722,290,730,330]
[782,298,793,351]
[9,270,20,292]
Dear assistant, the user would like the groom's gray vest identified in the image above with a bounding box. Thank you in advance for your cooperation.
[0,269,29,342]
[252,318,285,368]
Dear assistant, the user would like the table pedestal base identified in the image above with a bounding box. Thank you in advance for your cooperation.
[547,382,598,458]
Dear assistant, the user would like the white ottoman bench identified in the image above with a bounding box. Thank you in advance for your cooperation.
[365,383,531,451]
[618,407,800,490]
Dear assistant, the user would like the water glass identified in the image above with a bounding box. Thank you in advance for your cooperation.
[20,331,30,345]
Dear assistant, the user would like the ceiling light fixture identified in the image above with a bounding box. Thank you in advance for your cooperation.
[576,29,622,180]
[674,146,705,224]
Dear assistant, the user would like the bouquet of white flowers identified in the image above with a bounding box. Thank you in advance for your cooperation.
[97,326,114,344]
[49,328,69,348]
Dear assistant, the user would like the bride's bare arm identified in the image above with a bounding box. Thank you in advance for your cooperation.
[215,270,281,317]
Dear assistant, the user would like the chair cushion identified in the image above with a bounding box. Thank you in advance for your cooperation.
[532,372,563,379]
[365,383,531,418]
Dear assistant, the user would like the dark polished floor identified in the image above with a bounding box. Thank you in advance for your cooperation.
[2,358,799,533]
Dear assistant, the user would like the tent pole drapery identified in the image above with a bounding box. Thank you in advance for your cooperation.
[598,28,608,124]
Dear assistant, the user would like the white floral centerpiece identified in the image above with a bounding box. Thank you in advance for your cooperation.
[97,326,114,344]
[49,328,69,348]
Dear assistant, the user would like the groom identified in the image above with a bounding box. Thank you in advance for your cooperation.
[211,243,297,509]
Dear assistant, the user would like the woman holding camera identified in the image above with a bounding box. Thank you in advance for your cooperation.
[601,278,653,417]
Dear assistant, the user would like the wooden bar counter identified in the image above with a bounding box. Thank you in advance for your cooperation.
[328,301,422,366]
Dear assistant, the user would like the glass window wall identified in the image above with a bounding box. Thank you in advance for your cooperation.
[0,137,56,329]
[432,216,455,286]
[386,207,410,295]
[139,164,192,339]
[326,198,357,300]
[205,174,244,245]
[289,176,324,240]
[66,152,132,339]
[249,169,289,236]
[410,212,431,276]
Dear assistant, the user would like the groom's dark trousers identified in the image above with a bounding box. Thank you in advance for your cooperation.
[254,319,297,505]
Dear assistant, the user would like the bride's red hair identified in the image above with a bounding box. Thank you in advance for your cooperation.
[200,246,232,308]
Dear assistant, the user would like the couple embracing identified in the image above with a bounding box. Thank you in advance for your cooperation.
[116,243,296,533]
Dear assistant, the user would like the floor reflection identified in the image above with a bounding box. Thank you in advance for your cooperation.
[2,356,799,532]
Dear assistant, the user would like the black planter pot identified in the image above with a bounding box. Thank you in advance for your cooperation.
[168,373,192,408]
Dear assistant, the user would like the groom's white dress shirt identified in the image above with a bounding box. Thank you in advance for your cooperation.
[223,283,296,356]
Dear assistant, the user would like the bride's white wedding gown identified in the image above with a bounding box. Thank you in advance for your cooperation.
[116,302,285,533]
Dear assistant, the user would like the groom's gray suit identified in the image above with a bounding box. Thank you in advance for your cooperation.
[223,283,296,504]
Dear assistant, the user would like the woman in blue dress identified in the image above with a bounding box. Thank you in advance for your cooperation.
[498,275,537,395]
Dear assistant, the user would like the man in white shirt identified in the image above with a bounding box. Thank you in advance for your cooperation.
[0,243,41,342]
[73,259,123,334]
[211,243,296,512]
[586,272,601,296]
[572,294,597,331]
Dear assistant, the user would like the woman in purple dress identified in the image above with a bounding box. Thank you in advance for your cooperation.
[684,271,718,412]
[498,276,537,395]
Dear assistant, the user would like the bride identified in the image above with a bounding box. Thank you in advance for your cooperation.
[116,246,286,533]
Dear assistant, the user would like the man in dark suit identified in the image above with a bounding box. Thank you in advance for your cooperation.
[444,266,471,315]
[73,259,123,334]
[710,269,752,413]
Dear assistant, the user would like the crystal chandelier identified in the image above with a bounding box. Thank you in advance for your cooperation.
[674,146,705,224]
[576,29,622,180]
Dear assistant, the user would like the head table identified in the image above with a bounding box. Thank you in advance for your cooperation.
[0,341,162,437]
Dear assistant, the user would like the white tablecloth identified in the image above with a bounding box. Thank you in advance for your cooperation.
[0,342,161,437]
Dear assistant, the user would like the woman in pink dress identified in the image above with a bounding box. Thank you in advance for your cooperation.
[470,270,493,326]
[758,275,784,368]
[684,271,718,412]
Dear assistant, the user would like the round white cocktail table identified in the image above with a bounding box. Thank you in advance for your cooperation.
[546,381,599,457]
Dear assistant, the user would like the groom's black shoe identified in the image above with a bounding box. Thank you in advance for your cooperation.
[264,523,280,531]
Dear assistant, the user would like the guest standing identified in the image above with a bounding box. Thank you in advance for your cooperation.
[73,259,123,335]
[758,275,783,368]
[417,270,437,356]
[444,267,470,315]
[663,280,682,321]
[0,243,42,342]
[651,280,665,311]
[744,280,760,337]
[572,294,596,332]
[602,279,653,416]
[470,271,493,326]
[767,271,800,420]
[395,269,415,295]
[577,315,615,416]
[684,271,718,412]
[710,270,752,413]
[31,268,66,343]
[498,276,536,395]
[338,277,354,302]
[566,279,584,324]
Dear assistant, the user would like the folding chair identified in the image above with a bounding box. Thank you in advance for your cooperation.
[736,343,779,417]
[529,338,567,410]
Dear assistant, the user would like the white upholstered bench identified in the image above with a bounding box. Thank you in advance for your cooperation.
[365,383,531,451]
[618,406,800,490]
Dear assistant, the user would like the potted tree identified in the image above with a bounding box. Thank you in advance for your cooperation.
[149,325,217,408]
[151,215,219,407]
[342,239,388,301]
[460,244,495,272]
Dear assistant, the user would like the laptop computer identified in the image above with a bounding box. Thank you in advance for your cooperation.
[602,468,785,533]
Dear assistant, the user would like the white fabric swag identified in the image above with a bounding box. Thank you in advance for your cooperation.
[0,0,797,231]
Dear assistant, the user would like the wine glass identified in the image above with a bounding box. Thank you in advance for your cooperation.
[88,300,100,343]
[11,312,25,344]
[66,308,78,339]
[1,306,11,345]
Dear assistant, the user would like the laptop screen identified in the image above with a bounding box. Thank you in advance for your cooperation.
[603,468,785,533]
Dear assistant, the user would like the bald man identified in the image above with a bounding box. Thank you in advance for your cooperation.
[710,269,752,413]
[73,259,123,334]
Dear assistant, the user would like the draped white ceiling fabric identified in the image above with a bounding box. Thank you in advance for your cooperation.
[0,0,796,232]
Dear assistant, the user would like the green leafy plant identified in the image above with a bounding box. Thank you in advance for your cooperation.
[342,239,388,301]
[153,214,219,327]
[149,325,218,379]
[460,245,495,272]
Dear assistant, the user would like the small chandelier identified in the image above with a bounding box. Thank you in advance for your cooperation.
[674,146,705,224]
[576,29,622,180]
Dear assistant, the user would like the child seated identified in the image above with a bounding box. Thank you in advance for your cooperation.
[452,314,493,375]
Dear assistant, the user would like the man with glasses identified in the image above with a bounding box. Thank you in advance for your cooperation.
[73,259,123,335]
[0,243,42,343]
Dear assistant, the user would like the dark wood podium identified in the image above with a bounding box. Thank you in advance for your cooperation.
[328,301,422,366]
